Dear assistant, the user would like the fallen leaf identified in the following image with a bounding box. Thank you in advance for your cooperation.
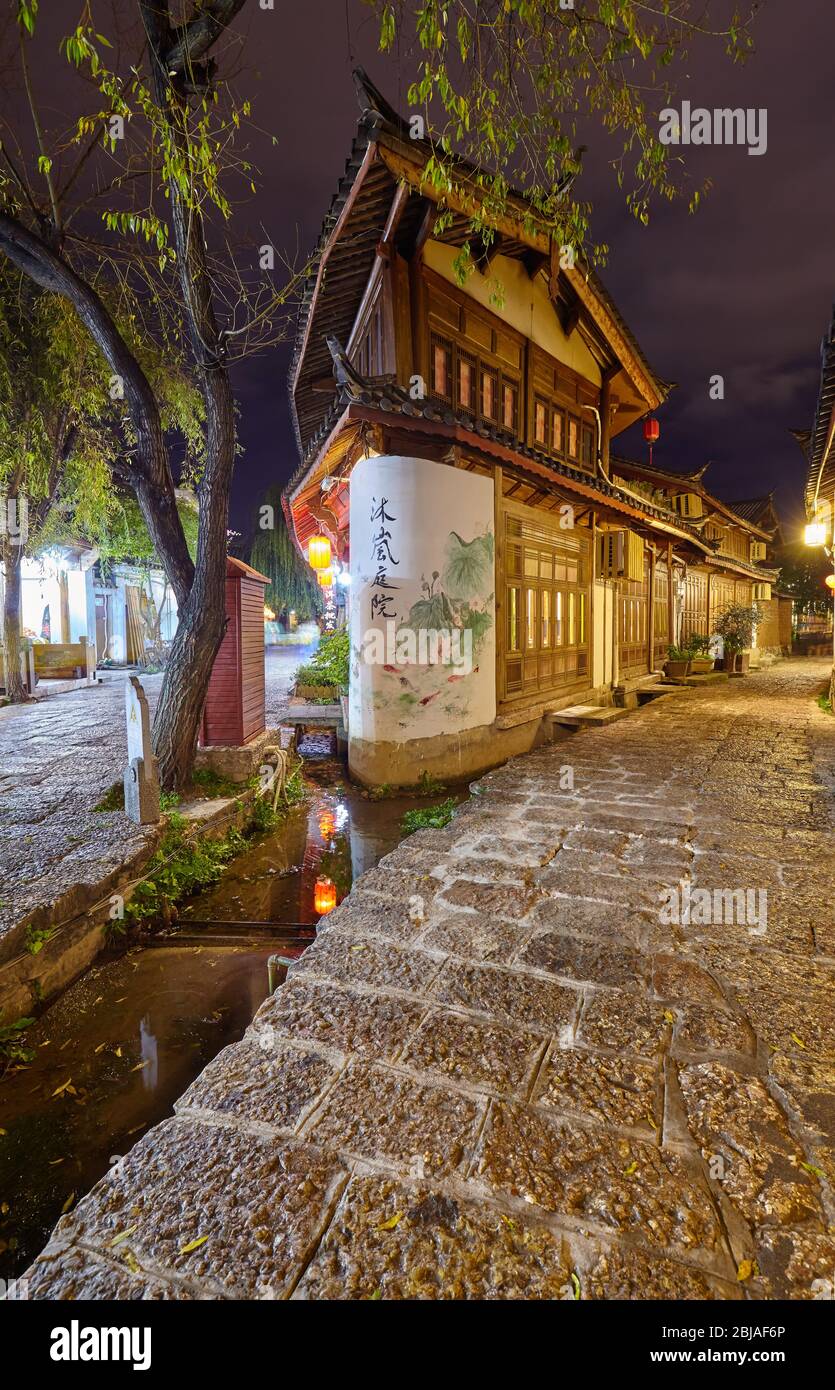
[49,1158,65,1167]
[800,1162,826,1179]
[114,1047,123,1057]
[51,1078,73,1097]
[61,1191,76,1214]
[737,1259,757,1282]
[368,1287,382,1300]
[94,1042,107,1054]
[130,1060,150,1073]
[790,1034,806,1050]
[179,1234,209,1254]
[663,1010,674,1024]
[377,1212,403,1231]
[110,1225,138,1247]
[623,1160,639,1176]
[570,1272,581,1301]
[123,1249,140,1274]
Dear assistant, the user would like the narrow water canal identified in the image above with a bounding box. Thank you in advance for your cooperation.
[0,754,443,1279]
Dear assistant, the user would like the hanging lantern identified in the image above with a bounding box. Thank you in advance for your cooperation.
[319,810,336,840]
[825,574,835,591]
[805,521,827,547]
[317,568,333,588]
[643,417,660,444]
[314,876,337,916]
[308,535,332,571]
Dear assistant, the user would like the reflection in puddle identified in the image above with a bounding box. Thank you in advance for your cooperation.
[0,755,449,1277]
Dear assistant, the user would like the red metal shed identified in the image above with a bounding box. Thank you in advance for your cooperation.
[199,556,269,747]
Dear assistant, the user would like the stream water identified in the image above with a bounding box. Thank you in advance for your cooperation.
[0,753,439,1279]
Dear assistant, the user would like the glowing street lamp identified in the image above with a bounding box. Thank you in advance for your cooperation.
[805,520,827,547]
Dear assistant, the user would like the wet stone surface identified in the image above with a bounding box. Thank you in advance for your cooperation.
[0,652,301,949]
[21,660,835,1299]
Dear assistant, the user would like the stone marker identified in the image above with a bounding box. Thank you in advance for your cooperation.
[124,676,161,824]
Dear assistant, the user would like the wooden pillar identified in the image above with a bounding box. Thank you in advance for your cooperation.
[600,365,618,474]
[705,569,712,634]
[666,541,675,648]
[647,544,656,672]
[58,571,70,644]
[494,466,504,706]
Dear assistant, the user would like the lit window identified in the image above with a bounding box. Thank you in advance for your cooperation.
[432,342,450,397]
[552,410,563,454]
[502,382,516,430]
[568,417,578,458]
[526,589,536,647]
[459,358,473,409]
[481,371,497,419]
[534,400,547,444]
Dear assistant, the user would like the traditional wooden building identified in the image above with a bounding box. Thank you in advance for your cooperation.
[285,73,778,786]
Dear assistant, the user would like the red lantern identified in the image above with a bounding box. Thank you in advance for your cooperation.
[314,876,337,916]
[308,535,332,571]
[643,416,660,467]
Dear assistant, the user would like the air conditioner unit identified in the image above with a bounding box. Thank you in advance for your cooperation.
[674,492,704,519]
[597,530,644,582]
[753,582,772,601]
[750,540,767,562]
[597,530,623,579]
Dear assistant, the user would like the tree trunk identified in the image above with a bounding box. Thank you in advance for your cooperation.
[2,541,27,702]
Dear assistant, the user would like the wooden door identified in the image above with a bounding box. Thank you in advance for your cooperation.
[618,553,648,678]
[499,500,590,706]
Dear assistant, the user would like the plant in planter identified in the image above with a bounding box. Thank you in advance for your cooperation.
[713,604,762,673]
[685,633,715,675]
[293,628,349,702]
[664,645,691,679]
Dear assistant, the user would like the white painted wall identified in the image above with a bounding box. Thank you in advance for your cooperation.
[349,455,496,745]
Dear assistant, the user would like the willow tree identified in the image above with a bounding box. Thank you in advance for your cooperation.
[371,1,757,268]
[250,489,322,624]
[0,0,300,783]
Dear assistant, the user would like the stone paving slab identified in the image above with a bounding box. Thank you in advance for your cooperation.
[22,659,835,1300]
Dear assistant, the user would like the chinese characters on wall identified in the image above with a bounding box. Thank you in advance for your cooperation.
[369,495,400,621]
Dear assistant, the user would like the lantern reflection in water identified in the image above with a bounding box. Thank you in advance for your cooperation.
[314,875,337,916]
[319,810,336,841]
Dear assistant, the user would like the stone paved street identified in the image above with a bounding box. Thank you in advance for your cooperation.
[0,646,313,949]
[22,660,835,1299]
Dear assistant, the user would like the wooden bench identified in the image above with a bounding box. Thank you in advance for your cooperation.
[32,638,96,682]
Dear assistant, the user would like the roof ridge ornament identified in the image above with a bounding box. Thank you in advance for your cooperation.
[352,67,401,127]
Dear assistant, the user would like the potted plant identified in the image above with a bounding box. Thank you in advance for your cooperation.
[686,633,715,675]
[664,644,691,679]
[713,604,761,673]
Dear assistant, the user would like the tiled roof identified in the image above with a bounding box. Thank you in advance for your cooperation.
[287,70,668,468]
